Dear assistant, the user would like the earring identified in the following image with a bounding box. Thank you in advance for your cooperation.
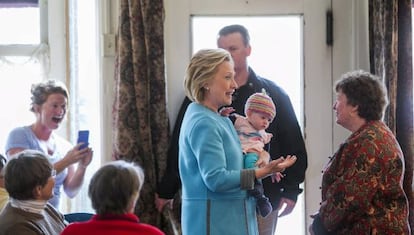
[205,87,210,91]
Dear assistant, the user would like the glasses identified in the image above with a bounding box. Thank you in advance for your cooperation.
[51,169,57,178]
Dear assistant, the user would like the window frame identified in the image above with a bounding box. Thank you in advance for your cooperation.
[0,0,48,56]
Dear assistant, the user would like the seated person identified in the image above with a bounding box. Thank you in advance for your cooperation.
[0,154,8,210]
[61,160,165,235]
[0,150,67,235]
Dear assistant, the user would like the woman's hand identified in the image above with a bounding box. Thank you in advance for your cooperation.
[277,155,297,170]
[268,155,296,173]
[62,144,93,168]
[78,146,93,169]
[255,155,297,179]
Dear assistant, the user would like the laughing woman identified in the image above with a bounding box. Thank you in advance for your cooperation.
[5,80,93,209]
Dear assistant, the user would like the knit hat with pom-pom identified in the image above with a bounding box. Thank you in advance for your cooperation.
[245,90,276,121]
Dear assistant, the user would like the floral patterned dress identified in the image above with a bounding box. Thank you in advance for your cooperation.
[318,121,410,234]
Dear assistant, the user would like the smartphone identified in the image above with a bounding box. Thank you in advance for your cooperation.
[77,130,89,150]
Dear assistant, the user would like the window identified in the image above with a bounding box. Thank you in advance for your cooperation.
[0,0,101,214]
[0,6,40,44]
[0,0,47,155]
[62,0,101,213]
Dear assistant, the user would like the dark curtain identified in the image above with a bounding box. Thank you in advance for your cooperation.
[112,0,172,233]
[369,0,414,231]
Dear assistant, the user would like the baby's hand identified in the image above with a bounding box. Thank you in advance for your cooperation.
[271,172,284,183]
[219,107,235,117]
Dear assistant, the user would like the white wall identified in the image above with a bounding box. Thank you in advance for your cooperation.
[100,0,119,162]
[48,0,119,163]
[332,0,370,148]
[306,0,369,228]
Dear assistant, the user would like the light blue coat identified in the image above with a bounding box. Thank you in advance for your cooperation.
[179,103,258,235]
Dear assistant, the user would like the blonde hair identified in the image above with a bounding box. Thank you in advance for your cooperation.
[184,48,233,103]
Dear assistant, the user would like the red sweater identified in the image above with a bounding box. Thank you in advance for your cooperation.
[60,213,165,235]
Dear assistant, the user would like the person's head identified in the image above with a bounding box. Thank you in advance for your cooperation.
[333,70,388,130]
[245,91,276,131]
[217,24,251,73]
[4,150,55,201]
[0,154,6,188]
[184,48,237,110]
[88,160,145,215]
[30,79,69,130]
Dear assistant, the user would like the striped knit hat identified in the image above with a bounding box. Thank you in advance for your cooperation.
[245,90,276,121]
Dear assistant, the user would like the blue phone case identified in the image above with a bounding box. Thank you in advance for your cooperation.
[77,130,89,150]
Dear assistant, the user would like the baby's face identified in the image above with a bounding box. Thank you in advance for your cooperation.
[247,111,272,131]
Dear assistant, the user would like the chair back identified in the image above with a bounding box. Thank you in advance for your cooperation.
[64,212,94,223]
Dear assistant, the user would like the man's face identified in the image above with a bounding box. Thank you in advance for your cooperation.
[217,32,251,72]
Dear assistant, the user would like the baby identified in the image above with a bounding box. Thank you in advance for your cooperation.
[221,90,294,217]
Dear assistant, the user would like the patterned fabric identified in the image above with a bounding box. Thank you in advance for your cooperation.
[369,0,413,230]
[113,0,170,233]
[319,121,410,234]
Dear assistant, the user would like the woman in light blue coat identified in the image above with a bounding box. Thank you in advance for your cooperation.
[179,48,296,235]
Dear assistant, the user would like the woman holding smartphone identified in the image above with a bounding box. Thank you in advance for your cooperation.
[5,80,93,209]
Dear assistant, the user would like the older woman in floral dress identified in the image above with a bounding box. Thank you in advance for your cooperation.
[309,70,411,235]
